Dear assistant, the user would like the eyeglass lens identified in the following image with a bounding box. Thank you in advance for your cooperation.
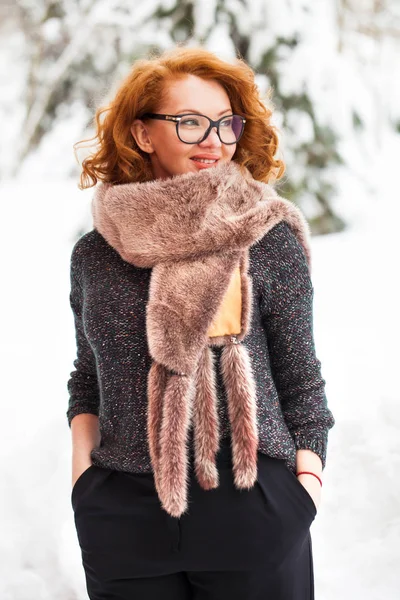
[178,115,243,144]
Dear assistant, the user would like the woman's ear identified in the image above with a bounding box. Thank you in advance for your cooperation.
[131,120,154,154]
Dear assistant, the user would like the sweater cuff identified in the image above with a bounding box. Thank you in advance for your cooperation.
[67,405,99,428]
[293,432,329,471]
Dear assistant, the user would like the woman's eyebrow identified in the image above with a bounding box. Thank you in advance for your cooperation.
[174,108,232,116]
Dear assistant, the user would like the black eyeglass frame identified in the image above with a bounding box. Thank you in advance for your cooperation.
[140,112,247,145]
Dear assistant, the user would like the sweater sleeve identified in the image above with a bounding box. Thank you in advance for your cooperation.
[259,221,335,470]
[66,242,100,427]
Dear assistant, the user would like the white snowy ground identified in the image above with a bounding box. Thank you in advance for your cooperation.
[0,140,399,599]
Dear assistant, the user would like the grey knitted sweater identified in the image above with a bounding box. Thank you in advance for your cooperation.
[66,220,335,474]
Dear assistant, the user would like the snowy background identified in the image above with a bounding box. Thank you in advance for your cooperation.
[1,1,399,598]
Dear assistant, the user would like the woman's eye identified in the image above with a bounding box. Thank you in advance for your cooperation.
[221,119,233,128]
[181,119,200,127]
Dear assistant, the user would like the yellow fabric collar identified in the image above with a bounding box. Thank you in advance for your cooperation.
[207,266,242,337]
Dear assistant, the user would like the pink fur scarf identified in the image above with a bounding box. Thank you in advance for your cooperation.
[91,160,312,517]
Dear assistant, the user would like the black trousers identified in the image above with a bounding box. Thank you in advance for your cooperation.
[72,440,317,599]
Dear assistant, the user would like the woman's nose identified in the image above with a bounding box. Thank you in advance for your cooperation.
[198,127,222,147]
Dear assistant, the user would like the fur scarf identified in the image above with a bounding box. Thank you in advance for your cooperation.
[91,160,312,518]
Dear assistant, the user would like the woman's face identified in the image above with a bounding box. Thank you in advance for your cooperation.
[131,74,237,179]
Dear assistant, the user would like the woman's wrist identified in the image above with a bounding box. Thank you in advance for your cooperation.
[296,471,322,487]
[295,449,322,485]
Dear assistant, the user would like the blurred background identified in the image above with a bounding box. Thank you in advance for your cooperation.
[1,1,399,598]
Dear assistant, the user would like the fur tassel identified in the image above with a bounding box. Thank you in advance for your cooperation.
[157,372,195,517]
[220,341,259,488]
[192,345,220,490]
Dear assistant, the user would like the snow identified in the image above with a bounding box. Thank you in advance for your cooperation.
[1,0,400,597]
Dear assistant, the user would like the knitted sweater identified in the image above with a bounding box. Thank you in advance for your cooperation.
[66,220,335,474]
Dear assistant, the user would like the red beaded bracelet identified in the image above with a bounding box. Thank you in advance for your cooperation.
[297,471,322,487]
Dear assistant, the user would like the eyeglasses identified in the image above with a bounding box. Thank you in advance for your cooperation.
[140,112,246,145]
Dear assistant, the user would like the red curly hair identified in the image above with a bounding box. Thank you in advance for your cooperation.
[74,46,285,189]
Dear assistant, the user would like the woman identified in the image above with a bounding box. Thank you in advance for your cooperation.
[68,46,335,599]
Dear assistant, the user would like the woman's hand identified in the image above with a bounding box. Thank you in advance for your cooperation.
[297,473,322,512]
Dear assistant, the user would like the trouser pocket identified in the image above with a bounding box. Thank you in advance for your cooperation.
[71,465,112,512]
[242,452,315,569]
